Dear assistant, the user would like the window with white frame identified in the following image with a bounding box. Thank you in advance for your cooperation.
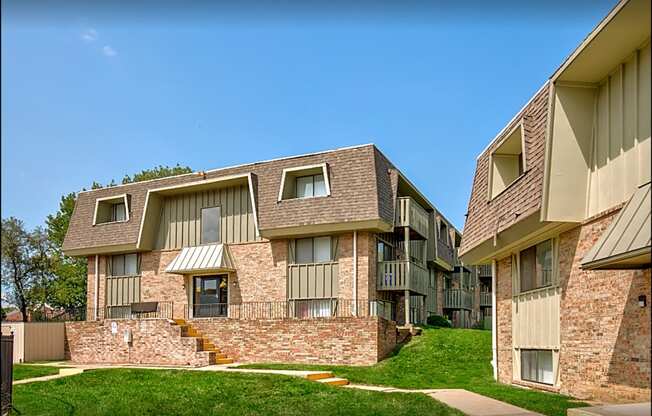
[278,163,331,201]
[489,124,525,199]
[519,239,553,293]
[294,236,332,264]
[521,349,553,385]
[94,195,130,225]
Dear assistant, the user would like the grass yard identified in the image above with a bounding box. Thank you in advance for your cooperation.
[13,364,61,381]
[12,368,464,416]
[242,328,588,416]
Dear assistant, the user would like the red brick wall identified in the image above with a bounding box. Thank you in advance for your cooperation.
[494,209,651,402]
[558,210,651,402]
[495,256,513,385]
[338,232,377,302]
[191,316,395,365]
[65,319,211,366]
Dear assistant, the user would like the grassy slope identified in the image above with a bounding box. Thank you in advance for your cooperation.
[242,328,588,416]
[12,364,61,381]
[12,368,464,416]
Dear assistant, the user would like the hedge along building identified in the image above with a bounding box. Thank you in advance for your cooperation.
[62,144,460,366]
[460,0,650,402]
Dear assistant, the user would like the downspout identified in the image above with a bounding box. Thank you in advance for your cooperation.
[353,231,358,316]
[94,255,99,320]
[491,259,498,380]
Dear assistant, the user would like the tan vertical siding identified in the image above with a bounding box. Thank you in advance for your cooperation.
[588,42,651,216]
[156,184,257,249]
[288,263,339,299]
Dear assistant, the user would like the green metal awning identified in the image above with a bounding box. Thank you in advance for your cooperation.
[581,182,651,270]
[165,243,235,274]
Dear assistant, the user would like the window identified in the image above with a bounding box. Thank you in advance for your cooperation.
[521,349,553,385]
[201,206,221,244]
[377,240,396,262]
[438,220,448,244]
[293,298,334,318]
[294,236,332,264]
[519,239,553,292]
[296,174,326,198]
[489,124,525,199]
[110,253,140,276]
[278,163,331,201]
[93,194,130,225]
[111,202,126,222]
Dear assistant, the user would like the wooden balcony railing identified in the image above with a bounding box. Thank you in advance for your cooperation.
[480,292,492,307]
[436,239,455,267]
[396,197,429,239]
[444,289,473,310]
[477,264,492,277]
[377,260,429,296]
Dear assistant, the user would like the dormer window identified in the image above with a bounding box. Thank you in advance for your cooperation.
[296,174,326,198]
[278,163,331,201]
[489,123,526,199]
[93,194,130,225]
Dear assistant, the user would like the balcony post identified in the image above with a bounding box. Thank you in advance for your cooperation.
[404,226,411,325]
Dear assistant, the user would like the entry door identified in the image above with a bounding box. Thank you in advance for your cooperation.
[193,275,228,317]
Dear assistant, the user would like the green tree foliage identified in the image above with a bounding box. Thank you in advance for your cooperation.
[122,164,192,184]
[46,193,87,310]
[1,218,55,320]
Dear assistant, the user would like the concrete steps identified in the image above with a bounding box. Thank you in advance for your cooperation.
[316,377,350,386]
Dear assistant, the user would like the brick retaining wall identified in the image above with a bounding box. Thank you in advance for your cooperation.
[65,319,211,366]
[191,316,395,365]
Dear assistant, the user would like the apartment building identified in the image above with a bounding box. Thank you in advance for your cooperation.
[460,0,650,402]
[62,144,459,366]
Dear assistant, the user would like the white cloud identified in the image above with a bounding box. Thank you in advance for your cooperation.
[81,28,98,42]
[103,45,117,57]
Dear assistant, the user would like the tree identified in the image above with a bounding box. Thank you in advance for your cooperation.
[122,164,192,184]
[45,193,87,310]
[1,218,54,320]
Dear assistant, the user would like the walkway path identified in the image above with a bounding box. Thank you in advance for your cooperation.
[14,362,542,415]
[13,368,84,385]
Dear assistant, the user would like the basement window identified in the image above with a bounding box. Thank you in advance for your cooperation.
[278,163,331,201]
[489,123,525,199]
[521,349,553,385]
[93,194,130,225]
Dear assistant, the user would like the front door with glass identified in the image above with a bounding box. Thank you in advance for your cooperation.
[193,275,228,317]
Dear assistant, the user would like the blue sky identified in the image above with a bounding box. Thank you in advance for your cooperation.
[1,1,616,230]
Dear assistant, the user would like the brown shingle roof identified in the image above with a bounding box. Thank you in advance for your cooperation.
[63,144,403,254]
[459,85,550,257]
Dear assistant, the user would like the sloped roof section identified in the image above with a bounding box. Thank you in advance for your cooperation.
[165,244,234,274]
[582,182,651,270]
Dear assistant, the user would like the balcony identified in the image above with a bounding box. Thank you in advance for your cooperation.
[444,289,473,310]
[480,292,492,307]
[395,197,429,239]
[436,239,455,268]
[377,260,429,296]
[477,264,492,277]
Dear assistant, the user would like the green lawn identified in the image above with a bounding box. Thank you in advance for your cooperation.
[12,364,61,381]
[12,368,464,416]
[241,328,588,416]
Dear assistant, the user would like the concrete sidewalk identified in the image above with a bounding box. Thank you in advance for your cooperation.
[343,384,542,416]
[568,402,651,416]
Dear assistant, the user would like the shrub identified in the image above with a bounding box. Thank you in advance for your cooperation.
[426,315,452,327]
